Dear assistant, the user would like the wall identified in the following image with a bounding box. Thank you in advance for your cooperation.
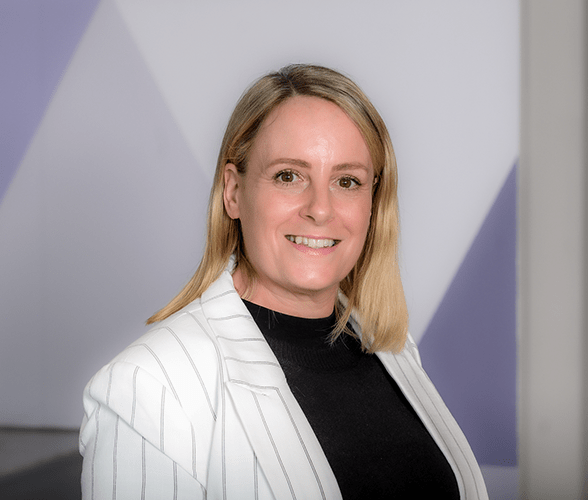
[0,0,519,495]
[519,1,588,498]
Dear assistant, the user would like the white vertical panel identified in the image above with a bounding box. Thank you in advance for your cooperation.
[519,0,588,498]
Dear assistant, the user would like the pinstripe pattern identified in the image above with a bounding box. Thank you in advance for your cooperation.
[190,422,197,478]
[167,327,217,419]
[112,416,118,500]
[221,383,227,500]
[90,405,99,500]
[173,462,178,499]
[141,437,146,500]
[253,454,259,500]
[130,366,139,427]
[80,259,488,499]
[138,343,180,401]
[274,388,326,499]
[252,392,296,499]
[392,352,484,500]
[160,386,166,452]
[209,313,254,322]
[225,357,281,367]
[218,336,266,343]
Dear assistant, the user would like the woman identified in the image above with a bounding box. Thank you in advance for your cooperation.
[80,64,488,499]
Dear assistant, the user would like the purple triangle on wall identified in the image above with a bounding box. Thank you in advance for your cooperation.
[418,164,517,467]
[0,0,100,203]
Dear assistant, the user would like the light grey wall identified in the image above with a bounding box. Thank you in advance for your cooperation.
[519,0,588,498]
[0,0,518,429]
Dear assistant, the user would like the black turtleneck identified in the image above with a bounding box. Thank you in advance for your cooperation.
[243,300,459,500]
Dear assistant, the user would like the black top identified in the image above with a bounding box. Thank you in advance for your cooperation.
[243,300,460,500]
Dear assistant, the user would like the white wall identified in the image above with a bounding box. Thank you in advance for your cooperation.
[0,0,518,428]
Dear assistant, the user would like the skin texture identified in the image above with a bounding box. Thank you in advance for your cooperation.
[223,96,374,318]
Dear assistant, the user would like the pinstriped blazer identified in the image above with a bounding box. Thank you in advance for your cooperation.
[80,262,488,500]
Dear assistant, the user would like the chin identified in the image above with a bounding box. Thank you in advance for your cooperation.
[288,274,341,295]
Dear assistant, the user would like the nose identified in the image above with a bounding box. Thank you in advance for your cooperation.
[300,184,334,225]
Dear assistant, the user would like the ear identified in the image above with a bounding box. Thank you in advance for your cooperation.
[223,163,241,219]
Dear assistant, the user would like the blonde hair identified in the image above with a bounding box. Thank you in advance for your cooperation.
[147,64,408,353]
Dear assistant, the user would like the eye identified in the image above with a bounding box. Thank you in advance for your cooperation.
[275,170,299,183]
[337,176,360,189]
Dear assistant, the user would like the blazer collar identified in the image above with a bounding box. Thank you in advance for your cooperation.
[200,260,342,500]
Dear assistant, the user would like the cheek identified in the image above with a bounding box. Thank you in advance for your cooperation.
[240,192,291,240]
[254,194,275,212]
[343,197,373,234]
[250,191,298,223]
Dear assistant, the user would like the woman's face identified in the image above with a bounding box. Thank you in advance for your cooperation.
[224,96,374,317]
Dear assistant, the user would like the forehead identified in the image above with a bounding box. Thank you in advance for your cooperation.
[250,96,372,165]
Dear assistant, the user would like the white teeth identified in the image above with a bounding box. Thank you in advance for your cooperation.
[286,235,336,248]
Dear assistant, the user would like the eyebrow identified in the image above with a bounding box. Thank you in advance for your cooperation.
[267,158,371,173]
[267,158,310,169]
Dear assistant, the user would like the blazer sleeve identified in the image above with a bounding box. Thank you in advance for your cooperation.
[80,360,207,499]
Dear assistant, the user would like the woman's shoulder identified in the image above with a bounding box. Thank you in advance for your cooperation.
[110,298,219,373]
[83,298,224,421]
[83,272,248,410]
[80,298,222,478]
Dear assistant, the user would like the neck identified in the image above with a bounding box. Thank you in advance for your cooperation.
[232,267,337,318]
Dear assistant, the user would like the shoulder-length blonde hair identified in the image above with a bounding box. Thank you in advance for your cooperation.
[147,64,408,353]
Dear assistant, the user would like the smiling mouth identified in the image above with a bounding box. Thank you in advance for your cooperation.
[285,235,339,249]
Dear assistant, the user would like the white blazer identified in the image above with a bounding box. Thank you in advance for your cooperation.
[80,262,488,499]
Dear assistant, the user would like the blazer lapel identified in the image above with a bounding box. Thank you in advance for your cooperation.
[375,338,488,500]
[200,267,341,500]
